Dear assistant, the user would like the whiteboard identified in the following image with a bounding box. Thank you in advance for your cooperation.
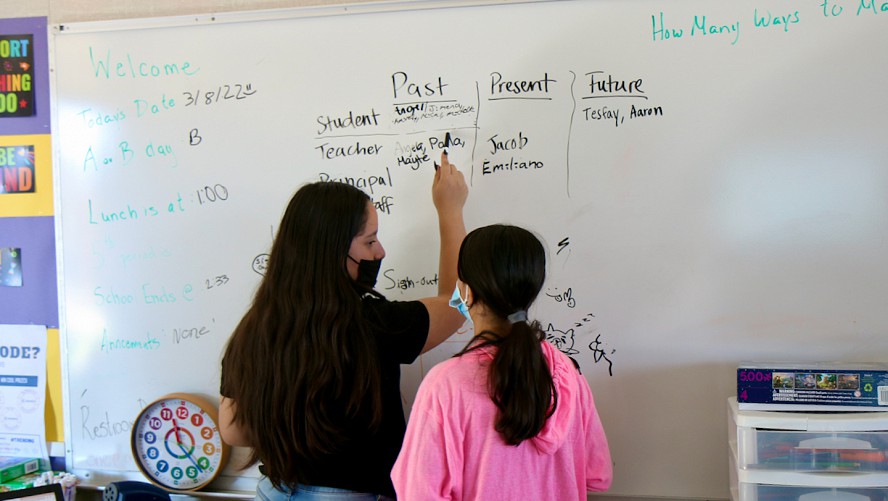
[51,1,888,498]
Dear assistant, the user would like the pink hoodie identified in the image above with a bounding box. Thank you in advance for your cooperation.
[392,340,612,501]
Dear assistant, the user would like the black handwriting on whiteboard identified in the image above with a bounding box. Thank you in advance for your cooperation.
[589,333,614,377]
[252,254,269,276]
[545,323,580,359]
[546,287,576,308]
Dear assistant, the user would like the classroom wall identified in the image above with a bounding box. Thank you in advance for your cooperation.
[3,0,376,23]
[0,1,47,20]
[17,1,888,499]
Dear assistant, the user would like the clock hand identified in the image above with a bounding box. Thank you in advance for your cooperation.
[177,442,205,472]
[172,419,184,444]
[171,419,203,471]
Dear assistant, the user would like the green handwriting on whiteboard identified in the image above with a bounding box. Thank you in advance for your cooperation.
[823,0,888,17]
[89,47,200,79]
[652,2,887,45]
[651,12,741,45]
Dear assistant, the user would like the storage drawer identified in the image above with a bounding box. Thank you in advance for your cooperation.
[732,441,888,490]
[729,397,888,474]
[737,429,888,472]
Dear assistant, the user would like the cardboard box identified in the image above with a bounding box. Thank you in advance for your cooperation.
[0,472,76,501]
[0,458,40,483]
[0,470,54,490]
[738,363,888,411]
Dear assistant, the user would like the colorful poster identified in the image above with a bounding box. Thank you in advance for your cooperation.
[0,144,35,194]
[0,247,22,287]
[0,34,34,118]
[0,18,48,135]
[0,135,51,216]
[0,324,47,459]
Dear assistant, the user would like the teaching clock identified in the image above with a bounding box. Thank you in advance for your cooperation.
[131,393,230,492]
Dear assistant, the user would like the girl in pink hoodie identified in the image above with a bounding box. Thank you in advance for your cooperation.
[392,224,612,501]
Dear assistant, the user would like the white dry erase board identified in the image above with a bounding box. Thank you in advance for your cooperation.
[52,0,888,498]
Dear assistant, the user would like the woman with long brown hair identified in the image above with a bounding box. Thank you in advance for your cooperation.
[220,153,467,500]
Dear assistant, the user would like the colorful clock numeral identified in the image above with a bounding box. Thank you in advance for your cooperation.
[157,460,169,472]
[149,417,162,429]
[197,457,210,469]
[201,427,214,440]
[145,431,156,444]
[203,443,216,455]
[171,467,183,480]
[176,406,189,419]
[191,413,204,426]
[147,447,159,459]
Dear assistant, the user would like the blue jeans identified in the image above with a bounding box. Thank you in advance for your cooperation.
[255,477,395,501]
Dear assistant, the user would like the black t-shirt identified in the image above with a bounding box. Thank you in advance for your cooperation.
[222,296,429,497]
[310,296,428,496]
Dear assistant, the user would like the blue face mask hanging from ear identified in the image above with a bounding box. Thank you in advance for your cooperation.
[348,255,382,288]
[448,284,471,320]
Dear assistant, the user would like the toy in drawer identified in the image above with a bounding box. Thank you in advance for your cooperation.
[742,431,888,472]
[790,437,888,472]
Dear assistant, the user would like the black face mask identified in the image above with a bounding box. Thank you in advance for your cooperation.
[348,255,382,289]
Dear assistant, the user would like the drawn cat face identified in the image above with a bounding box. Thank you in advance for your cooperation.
[545,323,579,355]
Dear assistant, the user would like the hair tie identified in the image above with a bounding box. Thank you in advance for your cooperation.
[507,310,527,324]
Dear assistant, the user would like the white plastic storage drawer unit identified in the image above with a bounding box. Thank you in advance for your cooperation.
[728,396,888,501]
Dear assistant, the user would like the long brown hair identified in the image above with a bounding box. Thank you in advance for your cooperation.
[455,224,556,445]
[221,182,382,487]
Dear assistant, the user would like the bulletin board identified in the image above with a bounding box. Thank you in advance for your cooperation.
[1,16,57,327]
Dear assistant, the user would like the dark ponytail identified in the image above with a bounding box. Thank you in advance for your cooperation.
[454,225,555,445]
